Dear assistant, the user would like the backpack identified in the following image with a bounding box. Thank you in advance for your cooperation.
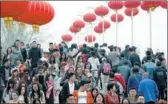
[114,73,126,92]
[81,54,87,63]
[102,63,111,75]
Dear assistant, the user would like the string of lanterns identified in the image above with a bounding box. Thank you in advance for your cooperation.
[62,0,166,48]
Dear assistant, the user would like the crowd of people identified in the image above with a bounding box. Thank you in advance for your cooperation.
[0,39,167,104]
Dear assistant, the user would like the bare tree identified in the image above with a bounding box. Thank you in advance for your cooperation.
[1,19,53,53]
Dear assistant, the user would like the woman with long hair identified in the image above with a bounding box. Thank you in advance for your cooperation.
[49,55,56,65]
[64,57,74,73]
[93,93,105,104]
[18,86,29,104]
[10,69,20,87]
[121,98,131,104]
[3,47,12,60]
[91,88,99,100]
[75,56,83,68]
[3,79,16,103]
[29,83,45,103]
[84,62,92,70]
[84,62,92,77]
[59,53,68,77]
[27,76,43,94]
[60,53,67,63]
[45,74,56,104]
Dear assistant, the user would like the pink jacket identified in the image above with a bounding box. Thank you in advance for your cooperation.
[46,80,56,99]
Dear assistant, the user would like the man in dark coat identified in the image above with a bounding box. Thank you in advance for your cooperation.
[60,73,78,104]
[20,42,27,62]
[121,45,130,60]
[49,42,54,55]
[153,61,167,100]
[28,41,42,70]
[0,59,10,103]
[128,47,141,66]
[118,53,132,68]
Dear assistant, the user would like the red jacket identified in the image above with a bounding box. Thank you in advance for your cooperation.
[104,92,119,104]
[114,73,126,92]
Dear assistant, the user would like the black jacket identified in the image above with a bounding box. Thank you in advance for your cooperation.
[153,67,167,87]
[60,73,69,86]
[129,53,141,66]
[61,82,78,103]
[0,65,10,86]
[21,48,27,62]
[28,47,42,65]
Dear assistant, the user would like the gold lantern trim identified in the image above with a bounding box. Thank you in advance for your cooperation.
[32,24,40,33]
[4,17,13,29]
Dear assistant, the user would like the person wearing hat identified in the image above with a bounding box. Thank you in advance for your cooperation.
[86,73,96,91]
[73,80,93,104]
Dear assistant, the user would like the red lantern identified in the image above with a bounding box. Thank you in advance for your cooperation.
[85,35,96,43]
[83,13,96,23]
[124,0,141,9]
[124,8,139,16]
[69,25,80,33]
[108,1,123,10]
[94,5,109,17]
[94,26,103,34]
[143,1,161,8]
[13,1,55,32]
[160,1,167,9]
[61,34,73,42]
[73,20,85,29]
[0,1,29,29]
[98,20,111,29]
[0,1,29,17]
[111,14,124,22]
[141,2,150,11]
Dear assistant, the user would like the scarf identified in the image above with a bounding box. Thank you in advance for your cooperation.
[46,80,56,99]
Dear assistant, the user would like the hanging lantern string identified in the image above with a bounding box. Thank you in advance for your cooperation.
[147,4,156,13]
[4,17,13,29]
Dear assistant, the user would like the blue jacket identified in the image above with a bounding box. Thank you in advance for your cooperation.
[138,78,159,103]
[127,73,142,92]
[143,62,155,79]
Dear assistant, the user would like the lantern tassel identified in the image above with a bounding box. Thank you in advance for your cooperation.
[4,17,13,30]
[19,22,25,29]
[151,7,156,11]
[32,25,39,33]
